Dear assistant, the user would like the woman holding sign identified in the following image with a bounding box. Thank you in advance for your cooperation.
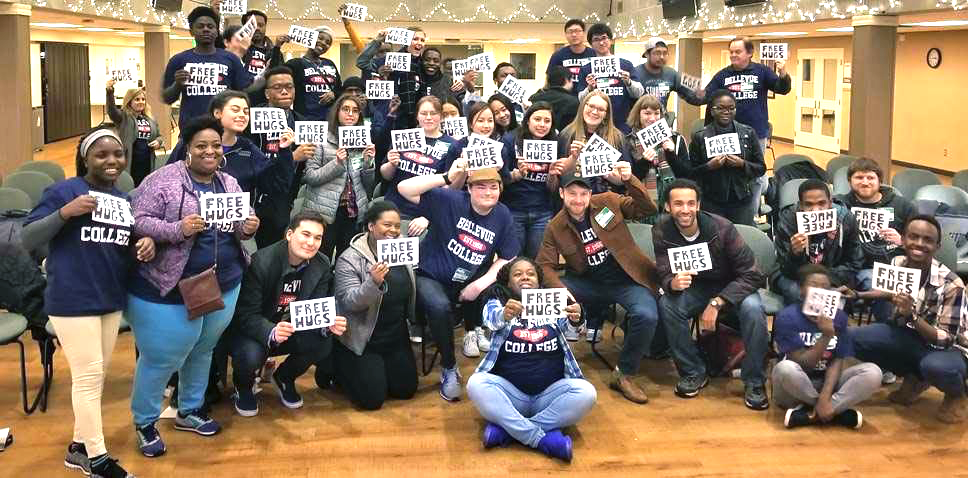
[303,94,375,259]
[128,116,259,457]
[556,90,629,194]
[22,126,155,478]
[284,26,342,122]
[105,79,162,186]
[440,101,502,183]
[466,258,593,462]
[333,201,419,410]
[625,95,689,211]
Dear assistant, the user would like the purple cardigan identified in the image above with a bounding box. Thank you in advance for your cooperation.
[132,163,254,296]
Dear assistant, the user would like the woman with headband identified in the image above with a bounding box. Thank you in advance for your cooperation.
[22,126,155,478]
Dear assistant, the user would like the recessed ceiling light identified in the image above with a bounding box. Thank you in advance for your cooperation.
[757,31,809,36]
[902,20,968,27]
[79,27,116,32]
[30,22,80,28]
[817,26,854,32]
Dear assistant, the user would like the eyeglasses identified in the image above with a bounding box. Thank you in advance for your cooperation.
[585,103,608,114]
[712,105,736,112]
[267,84,295,92]
[418,110,440,118]
[340,107,361,115]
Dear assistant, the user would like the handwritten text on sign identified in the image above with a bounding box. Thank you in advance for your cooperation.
[219,0,246,15]
[668,242,713,274]
[365,80,393,99]
[338,126,371,149]
[287,25,319,49]
[872,262,921,296]
[796,209,837,235]
[340,3,367,21]
[497,75,526,105]
[391,128,425,152]
[704,133,741,157]
[376,237,420,266]
[583,133,616,154]
[802,287,841,319]
[110,69,134,82]
[237,15,258,41]
[89,192,134,227]
[249,107,288,134]
[464,144,502,170]
[522,288,569,320]
[851,207,892,234]
[636,119,673,151]
[200,192,249,225]
[680,72,702,92]
[590,56,620,77]
[185,63,218,86]
[441,116,468,138]
[385,28,415,46]
[384,52,411,72]
[760,43,788,61]
[523,140,557,163]
[467,52,496,73]
[295,121,327,144]
[452,59,469,78]
[289,297,336,331]
[579,150,619,178]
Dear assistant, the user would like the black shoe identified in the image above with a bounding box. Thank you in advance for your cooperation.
[271,372,304,409]
[674,375,709,398]
[833,409,863,429]
[744,384,770,411]
[783,405,813,428]
[314,367,335,390]
[90,454,135,478]
[64,442,90,474]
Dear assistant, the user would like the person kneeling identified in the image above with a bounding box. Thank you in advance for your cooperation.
[229,211,347,416]
[467,258,596,463]
[773,264,882,429]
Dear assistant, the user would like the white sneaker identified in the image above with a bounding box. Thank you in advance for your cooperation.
[882,371,897,385]
[475,327,491,352]
[462,331,481,357]
[563,322,580,342]
[409,322,423,344]
[586,328,602,343]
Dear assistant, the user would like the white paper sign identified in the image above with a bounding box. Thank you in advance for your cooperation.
[89,191,133,227]
[467,52,496,73]
[872,262,921,296]
[668,242,713,274]
[704,133,741,157]
[365,80,393,99]
[522,288,569,320]
[237,15,258,41]
[385,52,412,72]
[391,128,425,152]
[341,3,368,21]
[760,43,789,61]
[590,56,620,77]
[441,116,468,139]
[579,150,619,178]
[802,287,841,319]
[110,69,134,82]
[385,28,415,46]
[339,126,371,149]
[376,237,420,266]
[636,120,673,151]
[497,75,527,105]
[583,133,611,153]
[287,25,319,49]
[452,59,470,78]
[185,62,219,86]
[199,192,250,224]
[249,107,288,134]
[219,0,246,15]
[851,207,892,234]
[523,140,557,163]
[289,297,336,331]
[463,144,502,170]
[796,209,838,235]
[295,121,328,144]
[680,72,702,92]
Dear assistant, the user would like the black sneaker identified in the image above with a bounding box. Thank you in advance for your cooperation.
[64,442,91,475]
[833,409,863,429]
[314,367,335,390]
[232,386,259,417]
[674,375,709,398]
[744,384,770,411]
[271,372,304,409]
[90,454,135,478]
[783,405,814,428]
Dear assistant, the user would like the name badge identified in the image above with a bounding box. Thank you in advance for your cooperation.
[594,207,614,228]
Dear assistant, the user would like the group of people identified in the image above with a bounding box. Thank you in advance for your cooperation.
[19,6,968,478]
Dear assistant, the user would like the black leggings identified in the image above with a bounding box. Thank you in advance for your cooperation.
[334,339,418,410]
[322,205,361,261]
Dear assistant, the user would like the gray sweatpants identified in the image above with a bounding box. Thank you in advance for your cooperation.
[771,359,883,414]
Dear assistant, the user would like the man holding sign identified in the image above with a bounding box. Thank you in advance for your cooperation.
[536,170,658,404]
[772,264,882,429]
[239,10,274,84]
[850,216,968,424]
[634,37,705,125]
[653,179,769,409]
[230,211,347,416]
[576,23,644,133]
[774,179,863,305]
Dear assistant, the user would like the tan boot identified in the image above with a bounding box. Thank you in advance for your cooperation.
[888,376,929,406]
[609,368,649,404]
[936,394,968,424]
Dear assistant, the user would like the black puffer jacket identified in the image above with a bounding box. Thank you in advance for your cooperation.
[0,243,47,331]
[774,198,865,288]
[687,120,765,204]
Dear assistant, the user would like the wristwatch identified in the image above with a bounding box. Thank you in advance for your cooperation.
[441,173,452,185]
[709,298,723,310]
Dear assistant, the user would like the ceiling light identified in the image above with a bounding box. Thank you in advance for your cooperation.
[817,27,854,32]
[30,22,80,28]
[79,27,116,32]
[757,31,809,36]
[901,20,968,27]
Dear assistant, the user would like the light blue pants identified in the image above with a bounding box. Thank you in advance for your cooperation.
[127,284,241,426]
[467,372,596,447]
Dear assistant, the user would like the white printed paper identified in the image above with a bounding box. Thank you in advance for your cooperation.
[199,192,249,225]
[249,107,288,134]
[522,288,569,320]
[452,59,470,78]
[497,75,527,105]
[704,133,741,157]
[441,116,468,139]
[680,72,702,92]
[802,287,841,319]
[590,56,620,78]
[385,28,415,46]
[289,297,337,331]
[219,0,246,15]
[851,207,892,234]
[110,69,134,82]
[89,191,133,227]
[376,237,420,266]
[579,150,620,178]
[295,121,328,144]
[583,133,618,155]
[237,15,258,41]
[463,144,502,170]
[341,3,368,21]
[338,126,371,149]
[871,262,921,296]
[384,52,412,72]
[391,128,425,152]
[796,209,838,235]
[185,62,219,86]
[467,52,496,73]
[522,140,557,163]
[365,80,393,99]
[636,120,673,151]
[760,43,788,61]
[287,25,319,49]
[668,242,713,274]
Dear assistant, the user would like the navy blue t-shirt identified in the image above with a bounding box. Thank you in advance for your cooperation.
[546,46,596,96]
[163,48,247,127]
[774,304,852,377]
[25,178,133,316]
[416,188,520,285]
[384,134,455,218]
[241,43,272,84]
[573,212,628,283]
[577,58,640,133]
[704,62,788,139]
[491,316,565,395]
[287,56,341,121]
[499,132,553,213]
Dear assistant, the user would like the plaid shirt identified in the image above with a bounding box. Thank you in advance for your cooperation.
[474,298,584,379]
[891,256,968,356]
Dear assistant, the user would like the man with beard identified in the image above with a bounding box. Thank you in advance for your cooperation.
[634,37,705,126]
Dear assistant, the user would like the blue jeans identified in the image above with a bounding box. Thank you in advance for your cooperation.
[857,268,892,322]
[510,209,552,259]
[775,275,801,306]
[467,372,596,447]
[415,274,484,369]
[702,197,758,226]
[853,322,967,397]
[560,275,658,375]
[659,284,769,386]
[127,284,241,426]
